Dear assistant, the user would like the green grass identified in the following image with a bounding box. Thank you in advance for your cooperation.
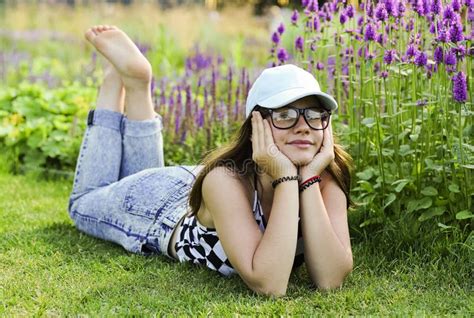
[0,170,471,316]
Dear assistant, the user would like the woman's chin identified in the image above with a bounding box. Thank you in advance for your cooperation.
[289,155,314,167]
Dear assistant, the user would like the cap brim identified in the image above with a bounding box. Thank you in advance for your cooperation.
[258,87,338,112]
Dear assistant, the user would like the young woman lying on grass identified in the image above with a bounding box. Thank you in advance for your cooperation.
[68,25,353,296]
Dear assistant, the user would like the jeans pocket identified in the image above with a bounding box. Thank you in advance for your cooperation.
[123,169,191,220]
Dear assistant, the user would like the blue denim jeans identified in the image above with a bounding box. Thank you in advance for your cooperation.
[68,109,201,259]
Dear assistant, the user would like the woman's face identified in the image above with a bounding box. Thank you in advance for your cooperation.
[267,96,327,167]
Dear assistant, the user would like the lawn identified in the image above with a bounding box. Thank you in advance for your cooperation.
[0,170,471,316]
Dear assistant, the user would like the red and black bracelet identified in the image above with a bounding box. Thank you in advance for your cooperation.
[299,175,321,192]
[271,175,301,189]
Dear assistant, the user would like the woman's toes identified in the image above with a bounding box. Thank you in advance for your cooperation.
[84,28,97,42]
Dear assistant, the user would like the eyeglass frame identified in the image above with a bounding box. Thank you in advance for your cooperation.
[256,106,331,130]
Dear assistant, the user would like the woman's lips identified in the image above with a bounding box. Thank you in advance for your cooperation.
[288,140,313,149]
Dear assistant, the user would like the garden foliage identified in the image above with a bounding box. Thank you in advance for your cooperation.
[0,0,472,241]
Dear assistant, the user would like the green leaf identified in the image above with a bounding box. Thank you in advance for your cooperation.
[361,117,376,128]
[392,179,410,193]
[461,164,474,169]
[455,210,474,220]
[417,197,433,210]
[356,168,375,181]
[418,207,446,221]
[359,217,384,228]
[384,193,396,209]
[437,223,455,229]
[448,184,460,193]
[421,186,438,196]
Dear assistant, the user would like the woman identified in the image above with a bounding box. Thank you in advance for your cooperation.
[69,25,353,296]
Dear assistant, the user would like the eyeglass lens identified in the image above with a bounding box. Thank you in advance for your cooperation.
[271,108,330,129]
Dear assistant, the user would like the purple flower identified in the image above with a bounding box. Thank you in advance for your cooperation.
[340,12,348,24]
[415,0,426,16]
[295,36,304,52]
[316,62,325,70]
[417,99,428,106]
[437,27,448,42]
[406,45,417,58]
[434,46,444,63]
[406,18,414,32]
[364,23,376,41]
[443,5,456,22]
[444,50,457,65]
[414,51,428,66]
[277,23,285,35]
[291,10,299,25]
[449,19,464,42]
[376,33,387,45]
[431,0,443,15]
[346,5,355,18]
[277,48,289,62]
[375,3,389,21]
[429,22,436,34]
[313,16,320,31]
[452,0,461,11]
[357,16,364,26]
[397,0,406,17]
[384,49,396,64]
[302,0,309,7]
[384,0,395,16]
[272,32,280,45]
[310,42,317,51]
[452,71,467,102]
[380,70,389,78]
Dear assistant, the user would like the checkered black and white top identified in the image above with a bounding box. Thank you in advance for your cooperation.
[174,185,305,276]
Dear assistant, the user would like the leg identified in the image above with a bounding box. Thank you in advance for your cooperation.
[85,25,155,121]
[85,25,164,177]
[70,60,125,199]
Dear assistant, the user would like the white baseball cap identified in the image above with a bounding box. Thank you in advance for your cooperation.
[245,64,338,118]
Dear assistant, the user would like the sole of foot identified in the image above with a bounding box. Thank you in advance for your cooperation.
[85,25,152,90]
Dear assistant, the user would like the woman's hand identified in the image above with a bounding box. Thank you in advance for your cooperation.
[299,119,335,180]
[251,111,297,179]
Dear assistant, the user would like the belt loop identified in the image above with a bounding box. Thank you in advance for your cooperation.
[87,110,95,126]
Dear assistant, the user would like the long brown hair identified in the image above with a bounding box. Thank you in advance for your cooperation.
[188,113,354,215]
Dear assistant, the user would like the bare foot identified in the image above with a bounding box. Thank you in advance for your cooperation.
[85,25,152,90]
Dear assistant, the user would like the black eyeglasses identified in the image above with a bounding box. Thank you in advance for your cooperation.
[258,106,331,130]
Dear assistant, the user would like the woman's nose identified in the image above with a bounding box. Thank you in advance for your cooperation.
[293,114,310,132]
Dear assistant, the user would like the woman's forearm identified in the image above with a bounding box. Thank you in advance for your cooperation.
[250,181,299,295]
[299,183,353,289]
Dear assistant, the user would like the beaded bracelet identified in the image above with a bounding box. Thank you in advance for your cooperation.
[299,175,322,193]
[271,175,301,189]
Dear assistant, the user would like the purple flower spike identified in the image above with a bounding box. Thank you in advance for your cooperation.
[451,0,461,11]
[295,36,304,52]
[437,27,448,42]
[431,0,443,15]
[381,70,389,78]
[449,19,464,42]
[397,0,406,17]
[291,10,299,25]
[443,5,455,22]
[277,48,289,62]
[340,12,348,24]
[414,51,428,66]
[346,5,355,18]
[277,23,285,35]
[272,32,280,45]
[452,71,467,102]
[313,16,320,31]
[444,50,457,65]
[384,49,396,64]
[364,23,376,41]
[316,62,325,70]
[406,45,416,58]
[375,3,389,21]
[302,0,310,7]
[434,46,444,64]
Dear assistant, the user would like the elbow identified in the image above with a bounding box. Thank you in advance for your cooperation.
[246,277,288,297]
[253,282,287,297]
[316,259,353,291]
